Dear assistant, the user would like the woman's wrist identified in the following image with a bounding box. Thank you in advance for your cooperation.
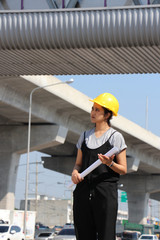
[73,164,81,172]
[108,161,114,168]
[72,169,78,176]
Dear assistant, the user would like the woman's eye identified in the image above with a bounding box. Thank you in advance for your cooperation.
[91,107,100,112]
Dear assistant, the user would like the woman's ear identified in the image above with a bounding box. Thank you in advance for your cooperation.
[105,112,111,120]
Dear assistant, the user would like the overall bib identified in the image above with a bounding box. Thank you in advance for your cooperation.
[73,132,119,240]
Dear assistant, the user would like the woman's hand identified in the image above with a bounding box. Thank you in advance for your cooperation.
[71,149,83,184]
[98,149,127,175]
[98,153,115,166]
[71,170,83,184]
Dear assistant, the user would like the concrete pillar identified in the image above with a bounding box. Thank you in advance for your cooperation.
[0,126,21,210]
[0,125,68,210]
[120,174,160,224]
[127,192,149,224]
[0,152,20,210]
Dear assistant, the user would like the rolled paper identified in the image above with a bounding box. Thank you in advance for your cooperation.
[67,146,118,188]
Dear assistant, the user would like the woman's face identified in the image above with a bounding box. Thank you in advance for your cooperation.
[90,103,106,124]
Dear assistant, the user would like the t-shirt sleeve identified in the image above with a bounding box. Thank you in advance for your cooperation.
[110,131,127,154]
[76,132,85,149]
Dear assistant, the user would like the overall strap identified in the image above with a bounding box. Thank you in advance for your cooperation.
[84,131,86,141]
[108,131,117,142]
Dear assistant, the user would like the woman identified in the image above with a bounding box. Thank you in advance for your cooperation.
[72,93,127,240]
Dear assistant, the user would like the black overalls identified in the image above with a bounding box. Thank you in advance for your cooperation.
[73,132,119,240]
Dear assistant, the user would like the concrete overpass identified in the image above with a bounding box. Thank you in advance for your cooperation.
[0,75,160,225]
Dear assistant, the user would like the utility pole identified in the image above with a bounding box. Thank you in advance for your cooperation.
[24,79,74,238]
[35,159,38,215]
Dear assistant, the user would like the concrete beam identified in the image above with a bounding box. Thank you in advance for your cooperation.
[150,192,160,201]
[21,75,93,133]
[112,116,160,151]
[120,175,160,194]
[127,156,140,173]
[0,125,68,154]
[146,175,160,194]
[42,154,141,176]
[0,77,91,135]
[127,144,160,173]
[17,125,68,154]
[42,156,75,175]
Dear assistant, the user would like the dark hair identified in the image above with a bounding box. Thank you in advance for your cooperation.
[103,107,113,126]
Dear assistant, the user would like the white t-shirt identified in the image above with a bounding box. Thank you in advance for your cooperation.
[76,127,127,154]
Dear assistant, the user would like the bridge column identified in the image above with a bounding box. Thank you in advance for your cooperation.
[120,175,150,224]
[0,126,21,210]
[120,174,160,224]
[127,192,149,224]
[0,125,68,210]
[0,152,20,209]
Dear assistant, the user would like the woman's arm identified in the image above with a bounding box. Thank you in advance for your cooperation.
[71,149,84,184]
[98,149,127,175]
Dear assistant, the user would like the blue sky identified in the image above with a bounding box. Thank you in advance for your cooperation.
[15,73,160,214]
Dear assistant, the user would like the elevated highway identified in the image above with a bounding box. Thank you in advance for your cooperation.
[0,75,160,224]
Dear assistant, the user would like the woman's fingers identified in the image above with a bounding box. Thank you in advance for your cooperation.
[98,153,115,166]
[72,173,83,184]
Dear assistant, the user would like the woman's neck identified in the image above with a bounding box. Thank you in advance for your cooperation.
[95,122,110,133]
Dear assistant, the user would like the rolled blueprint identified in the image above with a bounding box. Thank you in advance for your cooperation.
[68,146,118,188]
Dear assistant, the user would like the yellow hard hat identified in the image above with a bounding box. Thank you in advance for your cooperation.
[90,93,119,116]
